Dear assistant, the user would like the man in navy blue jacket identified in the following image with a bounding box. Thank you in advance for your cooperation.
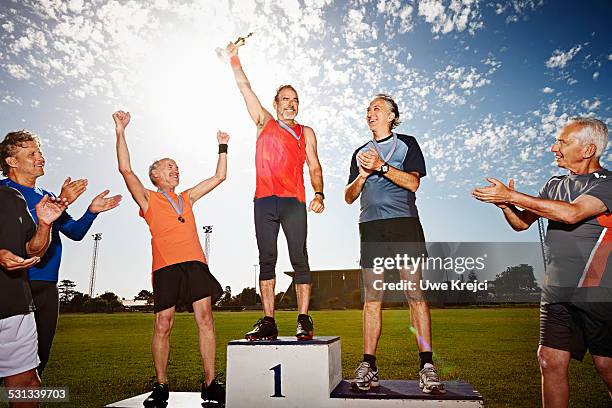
[0,130,122,376]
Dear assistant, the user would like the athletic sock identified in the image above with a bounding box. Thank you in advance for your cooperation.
[263,316,275,323]
[419,352,433,370]
[297,313,309,321]
[363,354,377,371]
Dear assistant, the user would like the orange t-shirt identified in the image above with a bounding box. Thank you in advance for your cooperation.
[139,190,206,272]
[255,120,306,203]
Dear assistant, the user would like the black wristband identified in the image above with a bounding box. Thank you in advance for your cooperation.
[218,144,228,154]
[315,191,325,199]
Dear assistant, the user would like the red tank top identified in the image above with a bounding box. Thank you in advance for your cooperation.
[255,119,306,203]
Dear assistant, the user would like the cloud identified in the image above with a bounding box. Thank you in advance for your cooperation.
[6,63,31,79]
[580,98,601,111]
[344,8,377,45]
[2,21,14,32]
[541,87,554,94]
[592,72,599,80]
[545,45,582,69]
[492,0,545,24]
[417,0,483,35]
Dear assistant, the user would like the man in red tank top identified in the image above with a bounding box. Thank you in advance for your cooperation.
[226,42,325,341]
[113,111,228,407]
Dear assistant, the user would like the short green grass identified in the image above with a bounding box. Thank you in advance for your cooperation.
[29,309,610,407]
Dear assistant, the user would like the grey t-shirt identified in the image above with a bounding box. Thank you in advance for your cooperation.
[348,133,426,223]
[539,169,612,303]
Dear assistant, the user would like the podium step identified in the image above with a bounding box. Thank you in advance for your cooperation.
[332,380,483,406]
[107,336,484,407]
[105,392,200,407]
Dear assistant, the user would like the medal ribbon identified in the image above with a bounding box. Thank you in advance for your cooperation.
[369,133,398,163]
[277,120,302,144]
[160,191,184,219]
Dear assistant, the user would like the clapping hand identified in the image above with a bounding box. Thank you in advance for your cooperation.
[88,190,122,214]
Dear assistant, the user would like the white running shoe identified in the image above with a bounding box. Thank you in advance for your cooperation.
[419,363,446,394]
[350,361,380,391]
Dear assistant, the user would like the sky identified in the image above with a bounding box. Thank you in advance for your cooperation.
[1,0,610,299]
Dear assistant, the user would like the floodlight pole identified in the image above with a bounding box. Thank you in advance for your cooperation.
[89,233,103,297]
[203,225,213,261]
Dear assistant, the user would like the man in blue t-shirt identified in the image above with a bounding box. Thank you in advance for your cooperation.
[345,94,444,394]
[473,117,612,406]
[0,130,122,376]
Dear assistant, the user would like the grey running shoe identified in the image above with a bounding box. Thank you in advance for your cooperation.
[419,363,446,394]
[350,361,380,391]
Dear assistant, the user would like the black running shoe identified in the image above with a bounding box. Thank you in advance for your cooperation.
[143,382,169,408]
[201,374,226,407]
[245,318,278,341]
[296,315,314,340]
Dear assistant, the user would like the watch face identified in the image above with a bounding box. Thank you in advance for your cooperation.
[381,164,389,173]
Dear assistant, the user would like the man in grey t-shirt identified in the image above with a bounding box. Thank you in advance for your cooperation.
[473,117,612,406]
[346,94,444,394]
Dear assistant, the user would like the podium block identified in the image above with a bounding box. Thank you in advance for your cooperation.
[108,335,483,407]
[226,336,342,408]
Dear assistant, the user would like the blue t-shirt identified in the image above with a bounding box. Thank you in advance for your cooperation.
[347,133,426,223]
[0,178,98,282]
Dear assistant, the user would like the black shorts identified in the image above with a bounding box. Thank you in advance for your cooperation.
[359,217,428,269]
[539,302,612,360]
[153,261,223,313]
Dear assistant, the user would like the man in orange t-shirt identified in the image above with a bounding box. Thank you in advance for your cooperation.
[113,110,228,407]
[226,42,325,342]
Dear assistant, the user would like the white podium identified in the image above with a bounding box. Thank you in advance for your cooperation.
[226,336,342,407]
[108,336,483,407]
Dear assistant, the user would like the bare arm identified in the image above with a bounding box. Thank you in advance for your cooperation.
[304,127,324,213]
[26,195,68,257]
[472,178,607,225]
[186,131,229,204]
[345,174,368,204]
[509,191,606,224]
[382,167,420,192]
[226,43,273,129]
[499,205,540,231]
[356,147,421,192]
[113,111,150,213]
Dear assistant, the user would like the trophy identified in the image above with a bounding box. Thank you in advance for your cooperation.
[215,32,254,62]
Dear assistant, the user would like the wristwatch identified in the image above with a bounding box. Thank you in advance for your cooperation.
[315,191,325,199]
[380,163,390,174]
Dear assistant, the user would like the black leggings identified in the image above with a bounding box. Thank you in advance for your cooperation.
[29,280,59,376]
[254,196,311,284]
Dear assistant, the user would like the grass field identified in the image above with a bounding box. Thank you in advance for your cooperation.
[26,308,609,407]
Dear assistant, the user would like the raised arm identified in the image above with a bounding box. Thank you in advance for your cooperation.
[186,131,229,204]
[226,43,273,129]
[304,127,324,213]
[113,111,149,213]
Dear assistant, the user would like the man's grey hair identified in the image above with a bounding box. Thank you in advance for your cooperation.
[568,117,608,158]
[148,157,172,186]
[373,94,401,129]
